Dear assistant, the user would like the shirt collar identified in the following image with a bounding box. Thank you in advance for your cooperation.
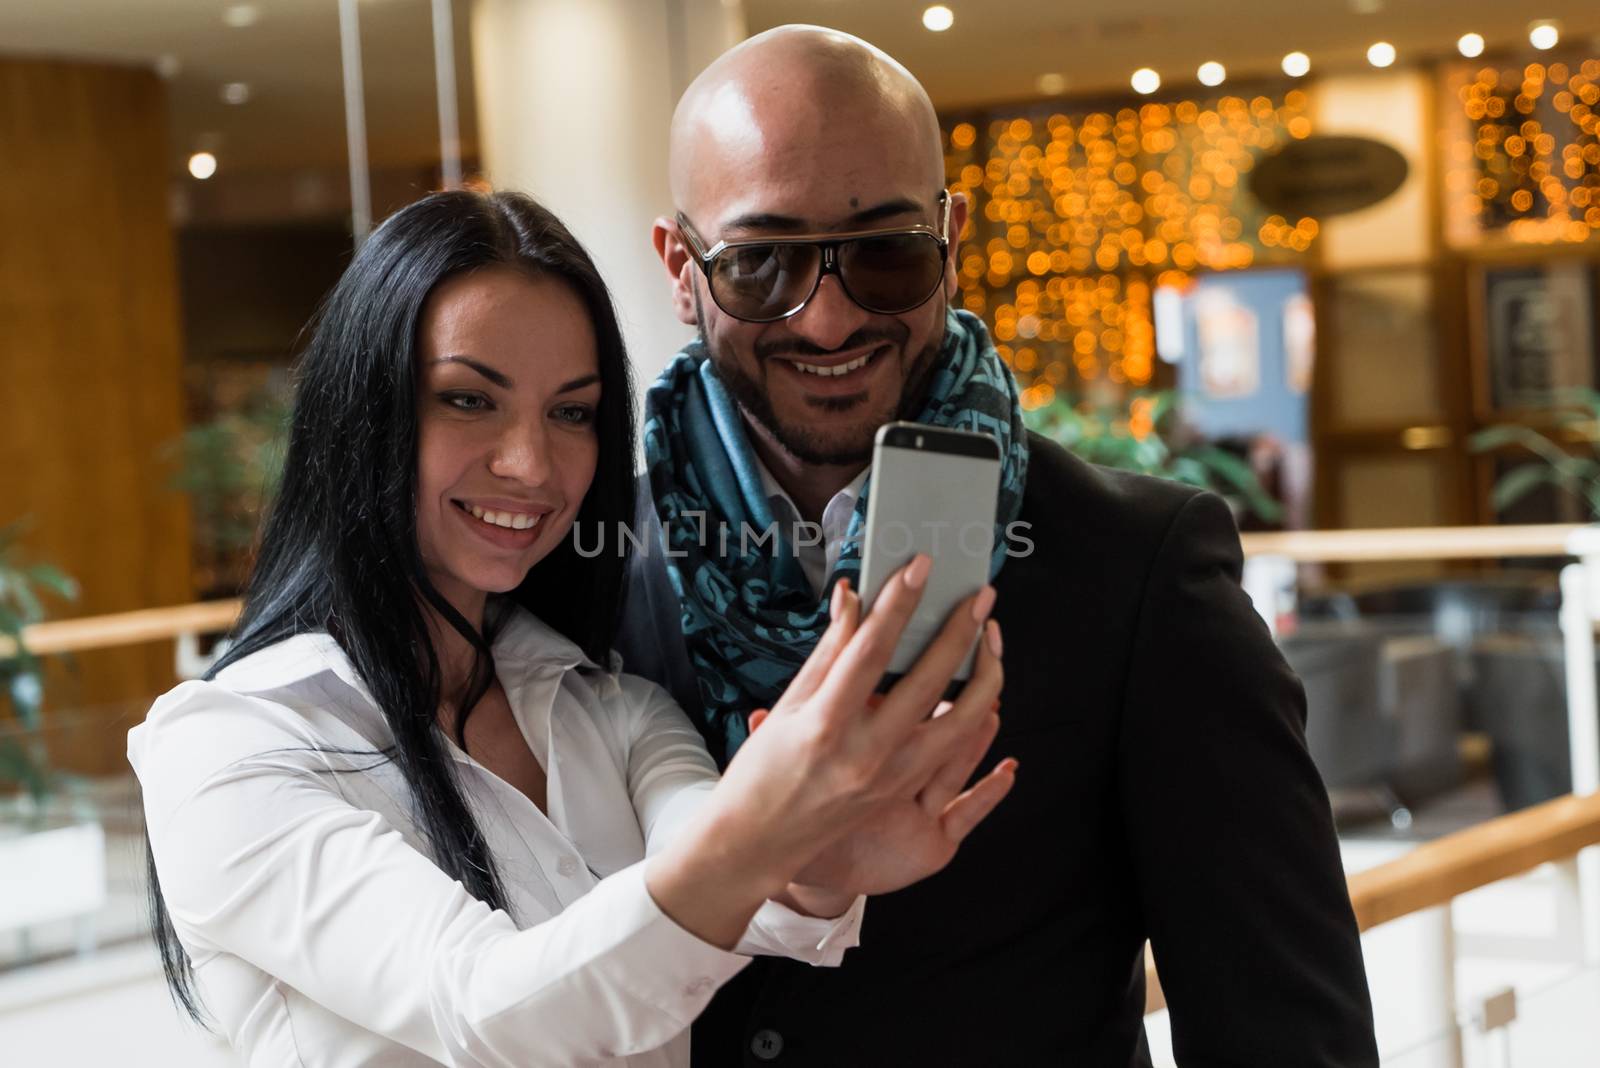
[751,453,868,524]
[213,603,598,702]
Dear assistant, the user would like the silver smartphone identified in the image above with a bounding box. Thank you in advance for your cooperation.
[856,421,1002,683]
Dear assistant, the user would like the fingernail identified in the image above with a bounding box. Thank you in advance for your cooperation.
[903,553,932,589]
[830,580,844,620]
[990,699,1000,714]
[1001,758,1019,775]
[865,693,886,711]
[970,585,996,623]
[986,619,1003,658]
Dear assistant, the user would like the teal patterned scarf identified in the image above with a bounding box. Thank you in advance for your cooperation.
[642,308,1028,759]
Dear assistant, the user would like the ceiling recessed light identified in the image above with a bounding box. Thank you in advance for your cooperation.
[1037,72,1067,95]
[1197,61,1226,87]
[153,54,181,80]
[921,5,953,32]
[188,152,218,180]
[1457,33,1485,58]
[220,82,251,106]
[1529,22,1560,50]
[1282,51,1311,78]
[1131,68,1161,95]
[1366,41,1397,68]
[222,4,259,29]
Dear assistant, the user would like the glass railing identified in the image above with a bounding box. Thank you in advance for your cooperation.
[1378,960,1600,1066]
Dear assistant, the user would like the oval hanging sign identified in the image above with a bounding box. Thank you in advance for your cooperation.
[1249,135,1409,218]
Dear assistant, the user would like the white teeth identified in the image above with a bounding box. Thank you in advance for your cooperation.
[466,504,542,531]
[793,352,874,376]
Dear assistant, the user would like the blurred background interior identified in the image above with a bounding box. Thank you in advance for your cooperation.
[6,1,1600,1064]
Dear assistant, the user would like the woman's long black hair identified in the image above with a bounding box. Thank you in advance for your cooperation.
[149,190,637,1023]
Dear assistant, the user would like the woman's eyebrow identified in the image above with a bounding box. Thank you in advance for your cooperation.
[434,354,512,388]
[556,373,602,393]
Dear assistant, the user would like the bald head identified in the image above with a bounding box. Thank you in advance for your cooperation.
[668,25,945,224]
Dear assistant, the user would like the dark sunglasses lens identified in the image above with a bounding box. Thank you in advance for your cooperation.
[838,234,945,313]
[710,243,821,320]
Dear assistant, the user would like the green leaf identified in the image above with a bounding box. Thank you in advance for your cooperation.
[24,564,79,601]
[1489,463,1569,511]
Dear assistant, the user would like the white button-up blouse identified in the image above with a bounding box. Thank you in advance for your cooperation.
[128,608,864,1067]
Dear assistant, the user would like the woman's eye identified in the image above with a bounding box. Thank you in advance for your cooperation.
[441,391,490,412]
[554,404,596,426]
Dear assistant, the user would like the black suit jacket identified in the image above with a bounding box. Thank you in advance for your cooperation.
[616,432,1377,1067]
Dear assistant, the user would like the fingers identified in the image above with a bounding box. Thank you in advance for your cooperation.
[748,707,770,733]
[871,587,997,740]
[917,709,1001,816]
[877,609,1004,768]
[775,580,860,710]
[809,555,932,719]
[939,758,1018,844]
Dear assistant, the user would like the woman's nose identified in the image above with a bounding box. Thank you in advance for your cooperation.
[488,421,553,484]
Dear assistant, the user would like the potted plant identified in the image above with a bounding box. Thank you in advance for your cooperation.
[168,390,289,597]
[0,521,106,958]
[1466,390,1600,808]
[1469,388,1600,519]
[1025,390,1285,523]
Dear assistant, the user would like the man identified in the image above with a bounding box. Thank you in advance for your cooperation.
[617,24,1378,1067]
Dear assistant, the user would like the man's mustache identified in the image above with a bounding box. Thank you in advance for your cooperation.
[755,327,906,362]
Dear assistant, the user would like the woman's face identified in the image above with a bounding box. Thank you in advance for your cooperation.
[414,266,602,621]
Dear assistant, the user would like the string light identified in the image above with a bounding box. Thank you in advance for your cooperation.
[1367,42,1397,68]
[944,89,1315,389]
[1131,68,1161,95]
[1529,22,1560,51]
[1282,52,1311,78]
[1198,62,1227,88]
[1457,33,1485,59]
[922,5,954,32]
[188,152,218,179]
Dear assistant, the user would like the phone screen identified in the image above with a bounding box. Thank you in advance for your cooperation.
[856,422,1002,682]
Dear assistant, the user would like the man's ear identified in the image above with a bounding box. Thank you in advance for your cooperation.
[652,216,699,326]
[942,190,970,299]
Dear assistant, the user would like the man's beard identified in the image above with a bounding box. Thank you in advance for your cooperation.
[694,289,946,467]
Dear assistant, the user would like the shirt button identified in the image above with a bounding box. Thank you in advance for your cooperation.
[556,856,579,877]
[750,1029,784,1061]
[683,976,715,998]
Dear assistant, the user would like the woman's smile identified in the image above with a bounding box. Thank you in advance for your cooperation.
[452,498,550,549]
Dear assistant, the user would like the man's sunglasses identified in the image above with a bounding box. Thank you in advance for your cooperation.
[675,191,952,324]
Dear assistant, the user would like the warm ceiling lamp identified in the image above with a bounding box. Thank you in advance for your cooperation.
[1197,61,1226,87]
[1366,41,1397,67]
[1036,72,1067,95]
[188,152,218,180]
[1131,68,1161,95]
[1457,33,1485,58]
[1282,51,1311,77]
[922,5,954,32]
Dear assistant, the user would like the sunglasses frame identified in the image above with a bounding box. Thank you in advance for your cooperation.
[675,191,952,324]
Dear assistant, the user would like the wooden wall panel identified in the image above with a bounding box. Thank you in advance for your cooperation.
[0,58,191,774]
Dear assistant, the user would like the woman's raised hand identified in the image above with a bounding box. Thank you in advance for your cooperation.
[645,555,1014,948]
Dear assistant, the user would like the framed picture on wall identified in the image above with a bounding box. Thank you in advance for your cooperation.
[1476,262,1599,412]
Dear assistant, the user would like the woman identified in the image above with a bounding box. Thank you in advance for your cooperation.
[130,191,1013,1067]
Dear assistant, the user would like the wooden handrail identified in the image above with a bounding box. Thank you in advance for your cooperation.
[1145,790,1600,1014]
[0,523,1582,659]
[1238,524,1581,563]
[1,599,241,658]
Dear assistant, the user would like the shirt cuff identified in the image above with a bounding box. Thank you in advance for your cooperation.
[739,894,866,966]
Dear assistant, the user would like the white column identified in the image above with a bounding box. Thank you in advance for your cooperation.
[471,0,744,409]
[1560,528,1600,964]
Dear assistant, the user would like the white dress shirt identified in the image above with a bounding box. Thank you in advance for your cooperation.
[753,458,869,599]
[128,607,863,1067]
